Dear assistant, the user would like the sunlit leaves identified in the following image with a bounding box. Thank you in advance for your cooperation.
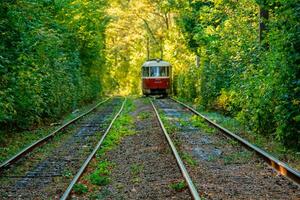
[0,0,108,129]
[173,0,299,149]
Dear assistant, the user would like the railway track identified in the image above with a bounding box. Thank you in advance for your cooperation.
[69,98,200,199]
[150,99,200,200]
[0,98,110,170]
[0,97,125,199]
[171,97,300,185]
[1,96,299,199]
[153,98,300,199]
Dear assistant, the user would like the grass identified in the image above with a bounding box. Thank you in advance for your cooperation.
[77,97,137,196]
[130,163,144,176]
[62,169,73,178]
[96,114,135,158]
[178,118,190,127]
[130,163,144,184]
[159,112,179,133]
[95,98,136,158]
[90,174,110,186]
[169,180,187,192]
[181,152,197,167]
[190,115,216,134]
[159,109,199,169]
[228,139,239,147]
[0,98,106,163]
[0,128,55,163]
[137,111,151,120]
[73,183,89,194]
[89,161,113,186]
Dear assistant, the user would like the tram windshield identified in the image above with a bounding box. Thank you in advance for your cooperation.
[142,66,169,77]
[150,67,160,77]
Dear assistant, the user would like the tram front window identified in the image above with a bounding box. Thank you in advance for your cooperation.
[150,66,160,77]
[143,67,149,77]
[160,67,166,77]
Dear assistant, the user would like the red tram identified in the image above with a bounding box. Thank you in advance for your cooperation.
[142,59,171,96]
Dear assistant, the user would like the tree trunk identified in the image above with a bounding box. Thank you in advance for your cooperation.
[259,6,269,48]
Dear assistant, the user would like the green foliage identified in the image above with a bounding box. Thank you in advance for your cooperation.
[0,0,109,130]
[137,111,151,120]
[169,180,187,192]
[73,183,88,194]
[90,173,110,186]
[190,116,216,134]
[1,0,298,151]
[172,0,300,150]
[89,161,112,186]
[181,152,197,167]
[88,99,135,187]
[96,98,135,157]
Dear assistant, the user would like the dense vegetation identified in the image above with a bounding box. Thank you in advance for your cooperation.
[171,0,299,149]
[0,0,108,129]
[1,0,298,149]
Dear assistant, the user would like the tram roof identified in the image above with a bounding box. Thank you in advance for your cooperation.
[142,59,171,67]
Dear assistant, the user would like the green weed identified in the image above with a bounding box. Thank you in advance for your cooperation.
[90,173,110,186]
[160,113,179,133]
[131,177,141,184]
[130,163,144,176]
[138,111,151,120]
[62,170,72,178]
[178,118,190,127]
[73,183,88,194]
[96,113,135,158]
[88,98,137,189]
[228,139,239,146]
[190,116,216,134]
[181,153,197,167]
[89,161,112,186]
[169,180,187,192]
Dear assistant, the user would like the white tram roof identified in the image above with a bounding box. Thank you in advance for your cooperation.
[142,60,171,67]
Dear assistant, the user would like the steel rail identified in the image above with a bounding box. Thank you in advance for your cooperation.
[150,100,201,200]
[171,97,300,185]
[60,97,127,200]
[0,98,111,171]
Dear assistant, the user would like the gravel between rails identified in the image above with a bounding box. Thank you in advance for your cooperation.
[76,98,192,199]
[154,98,300,200]
[0,98,123,199]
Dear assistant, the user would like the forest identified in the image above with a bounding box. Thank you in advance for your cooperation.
[0,0,299,150]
